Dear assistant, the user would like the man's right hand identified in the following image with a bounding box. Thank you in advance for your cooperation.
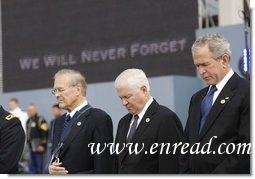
[49,162,68,174]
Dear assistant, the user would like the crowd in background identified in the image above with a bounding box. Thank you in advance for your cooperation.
[8,98,61,174]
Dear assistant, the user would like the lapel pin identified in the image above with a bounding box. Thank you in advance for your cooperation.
[77,122,82,126]
[145,118,150,123]
[225,97,229,100]
[220,99,226,104]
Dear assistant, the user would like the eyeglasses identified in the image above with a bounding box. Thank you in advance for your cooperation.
[51,85,76,95]
[51,88,66,95]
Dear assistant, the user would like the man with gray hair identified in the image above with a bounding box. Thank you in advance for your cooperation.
[114,68,183,174]
[180,34,250,173]
[49,69,113,174]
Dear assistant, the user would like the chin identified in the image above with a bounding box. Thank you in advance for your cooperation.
[205,81,211,85]
[127,110,134,115]
[58,104,66,109]
[205,80,214,86]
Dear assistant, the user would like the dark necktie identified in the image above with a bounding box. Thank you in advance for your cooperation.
[64,114,71,128]
[199,85,217,134]
[126,115,139,143]
[60,114,71,140]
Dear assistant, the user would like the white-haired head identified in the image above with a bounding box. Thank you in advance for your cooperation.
[114,68,150,91]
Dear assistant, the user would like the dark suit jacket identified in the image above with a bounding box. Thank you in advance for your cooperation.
[52,107,113,174]
[181,73,250,174]
[0,106,25,174]
[114,99,183,174]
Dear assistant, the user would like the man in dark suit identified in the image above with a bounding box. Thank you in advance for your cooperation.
[0,105,25,174]
[180,34,250,174]
[114,68,183,174]
[49,69,113,174]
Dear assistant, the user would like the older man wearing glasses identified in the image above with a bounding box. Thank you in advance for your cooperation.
[49,69,113,174]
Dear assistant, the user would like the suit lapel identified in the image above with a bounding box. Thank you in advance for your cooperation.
[118,100,158,165]
[191,88,208,140]
[131,100,158,142]
[53,115,65,149]
[60,108,91,157]
[119,114,132,144]
[118,114,132,164]
[198,73,239,141]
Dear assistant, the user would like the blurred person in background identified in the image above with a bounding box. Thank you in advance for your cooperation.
[8,97,30,173]
[8,98,28,131]
[26,104,48,174]
[49,104,62,152]
[43,104,62,174]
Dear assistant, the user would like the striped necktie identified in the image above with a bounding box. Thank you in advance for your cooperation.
[60,114,71,140]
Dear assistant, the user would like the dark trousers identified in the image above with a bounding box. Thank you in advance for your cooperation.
[29,151,43,174]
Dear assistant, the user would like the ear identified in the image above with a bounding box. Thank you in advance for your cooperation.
[75,84,82,95]
[221,54,230,68]
[140,85,148,94]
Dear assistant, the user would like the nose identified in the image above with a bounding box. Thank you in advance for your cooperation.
[122,98,128,106]
[198,66,206,75]
[54,92,60,98]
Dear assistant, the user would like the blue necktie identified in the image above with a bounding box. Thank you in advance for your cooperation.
[199,85,217,134]
[63,114,71,129]
[126,115,139,142]
[60,114,71,141]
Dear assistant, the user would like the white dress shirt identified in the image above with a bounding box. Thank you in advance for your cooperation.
[126,97,153,137]
[67,100,88,118]
[210,69,234,105]
[9,107,28,132]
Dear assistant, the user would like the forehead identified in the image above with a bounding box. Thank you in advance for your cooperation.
[28,105,36,110]
[193,46,213,63]
[9,100,16,104]
[54,75,70,87]
[117,84,136,95]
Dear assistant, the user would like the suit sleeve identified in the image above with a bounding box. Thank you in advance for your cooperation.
[93,114,113,174]
[157,112,183,174]
[113,119,122,174]
[0,119,25,173]
[212,92,250,174]
[179,96,193,174]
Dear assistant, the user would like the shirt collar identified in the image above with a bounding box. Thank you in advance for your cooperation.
[213,69,234,92]
[67,100,88,118]
[136,97,153,120]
